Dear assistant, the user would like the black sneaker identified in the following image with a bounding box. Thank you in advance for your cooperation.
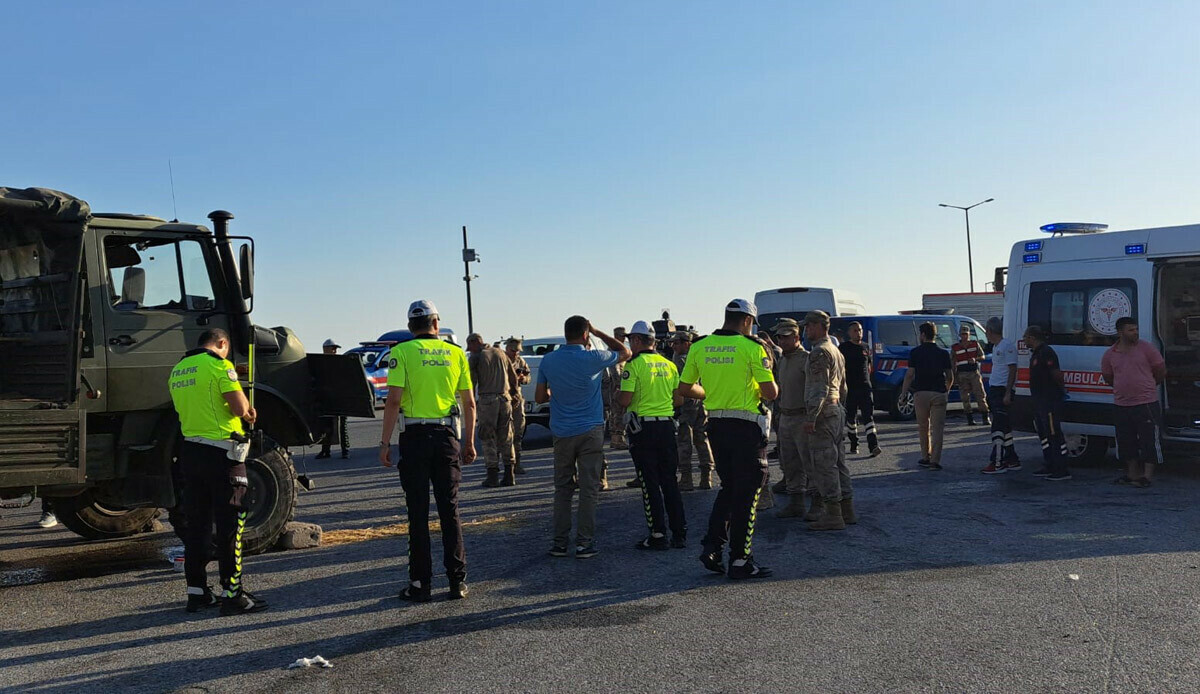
[398,583,432,603]
[670,534,687,549]
[448,582,469,600]
[849,445,860,455]
[575,543,599,559]
[548,545,569,557]
[634,535,670,551]
[1032,467,1052,477]
[185,588,219,613]
[929,462,943,471]
[728,558,774,580]
[220,590,269,616]
[1046,472,1073,481]
[918,458,932,468]
[699,550,725,575]
[314,451,331,460]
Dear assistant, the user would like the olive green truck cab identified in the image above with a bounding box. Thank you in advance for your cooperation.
[0,188,374,553]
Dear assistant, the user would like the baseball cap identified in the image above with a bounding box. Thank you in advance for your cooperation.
[407,299,438,319]
[773,318,800,336]
[803,310,830,326]
[628,320,655,338]
[725,298,758,323]
[322,338,340,349]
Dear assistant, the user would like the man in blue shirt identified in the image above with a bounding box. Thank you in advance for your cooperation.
[536,316,631,558]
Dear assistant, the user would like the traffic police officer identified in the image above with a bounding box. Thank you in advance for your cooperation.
[618,321,687,550]
[168,328,267,616]
[505,337,531,474]
[379,300,478,602]
[839,322,882,457]
[803,311,854,531]
[678,299,779,580]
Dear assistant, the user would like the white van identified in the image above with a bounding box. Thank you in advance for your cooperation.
[754,287,865,330]
[1005,223,1200,462]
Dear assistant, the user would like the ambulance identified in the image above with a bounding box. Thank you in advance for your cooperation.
[1005,222,1200,462]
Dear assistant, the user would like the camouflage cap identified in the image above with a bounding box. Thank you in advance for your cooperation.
[803,310,831,326]
[505,337,522,347]
[670,330,693,343]
[772,318,800,336]
[466,332,485,344]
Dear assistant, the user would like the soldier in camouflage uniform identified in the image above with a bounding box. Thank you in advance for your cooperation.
[505,338,531,474]
[755,332,782,510]
[671,331,715,490]
[607,327,629,450]
[802,311,854,530]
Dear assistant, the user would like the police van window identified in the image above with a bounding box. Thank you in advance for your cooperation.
[874,319,916,346]
[1028,279,1137,347]
[105,237,216,312]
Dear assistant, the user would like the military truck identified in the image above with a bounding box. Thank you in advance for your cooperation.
[0,188,374,553]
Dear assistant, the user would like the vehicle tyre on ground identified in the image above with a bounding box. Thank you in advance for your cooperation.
[889,390,916,421]
[52,492,161,540]
[1063,433,1111,466]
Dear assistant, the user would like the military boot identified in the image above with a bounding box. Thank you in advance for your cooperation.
[514,450,526,475]
[757,484,774,510]
[678,471,694,491]
[771,477,787,494]
[808,501,846,531]
[776,494,806,518]
[482,469,501,488]
[840,497,857,525]
[698,469,713,490]
[501,465,516,487]
[802,494,823,522]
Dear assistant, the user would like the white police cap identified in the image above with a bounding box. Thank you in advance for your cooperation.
[628,320,655,338]
[725,298,758,322]
[408,299,439,319]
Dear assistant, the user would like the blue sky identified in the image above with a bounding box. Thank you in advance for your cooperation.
[3,2,1198,345]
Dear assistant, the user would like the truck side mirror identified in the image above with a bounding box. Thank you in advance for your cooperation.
[239,243,254,299]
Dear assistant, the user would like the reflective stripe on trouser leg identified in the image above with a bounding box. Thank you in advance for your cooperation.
[226,511,246,597]
[638,466,653,533]
[991,432,1003,462]
[744,487,761,557]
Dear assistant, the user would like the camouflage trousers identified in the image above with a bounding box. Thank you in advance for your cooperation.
[677,401,714,473]
[511,395,526,452]
[809,405,852,501]
[608,398,627,441]
[476,394,515,471]
[777,413,813,496]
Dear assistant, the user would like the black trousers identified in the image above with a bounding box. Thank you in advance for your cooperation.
[629,421,687,537]
[397,424,466,585]
[844,386,878,450]
[986,386,1019,463]
[319,416,349,456]
[1032,397,1069,475]
[180,441,248,593]
[703,418,767,561]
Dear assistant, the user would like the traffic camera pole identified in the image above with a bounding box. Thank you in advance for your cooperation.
[462,226,475,335]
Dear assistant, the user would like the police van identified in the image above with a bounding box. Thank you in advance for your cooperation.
[1006,222,1200,462]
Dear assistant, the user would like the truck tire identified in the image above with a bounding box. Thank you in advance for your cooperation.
[1064,434,1111,466]
[889,390,916,421]
[167,441,298,555]
[52,492,161,540]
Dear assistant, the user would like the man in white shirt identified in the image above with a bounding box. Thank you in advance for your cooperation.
[981,317,1021,474]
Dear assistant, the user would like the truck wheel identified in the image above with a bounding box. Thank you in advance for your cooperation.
[53,492,161,540]
[889,390,916,421]
[1064,434,1111,465]
[167,442,298,555]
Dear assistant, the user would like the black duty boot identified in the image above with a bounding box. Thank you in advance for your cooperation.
[699,549,725,574]
[186,587,220,613]
[501,465,516,486]
[514,450,526,474]
[399,582,432,603]
[981,413,991,425]
[482,469,501,488]
[728,556,774,580]
[966,415,977,426]
[448,582,469,600]
[220,590,269,616]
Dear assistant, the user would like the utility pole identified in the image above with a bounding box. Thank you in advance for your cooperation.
[461,226,479,334]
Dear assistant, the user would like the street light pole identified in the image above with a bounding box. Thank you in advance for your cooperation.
[939,198,994,293]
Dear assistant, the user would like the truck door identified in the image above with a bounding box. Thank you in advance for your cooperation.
[1155,259,1200,437]
[99,232,228,412]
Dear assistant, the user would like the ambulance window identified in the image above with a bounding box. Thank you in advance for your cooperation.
[1027,279,1137,347]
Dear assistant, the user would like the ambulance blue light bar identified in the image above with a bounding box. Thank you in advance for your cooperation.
[1039,222,1108,234]
[1024,241,1043,252]
[1125,243,1147,255]
[1023,253,1041,264]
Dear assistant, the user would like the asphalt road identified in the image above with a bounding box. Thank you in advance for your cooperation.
[4,413,1200,693]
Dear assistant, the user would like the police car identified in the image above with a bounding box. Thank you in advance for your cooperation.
[346,328,459,407]
[829,314,991,420]
[1005,222,1200,462]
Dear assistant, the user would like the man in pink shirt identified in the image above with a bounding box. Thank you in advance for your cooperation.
[1101,317,1167,487]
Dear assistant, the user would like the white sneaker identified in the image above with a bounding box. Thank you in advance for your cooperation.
[37,512,58,529]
